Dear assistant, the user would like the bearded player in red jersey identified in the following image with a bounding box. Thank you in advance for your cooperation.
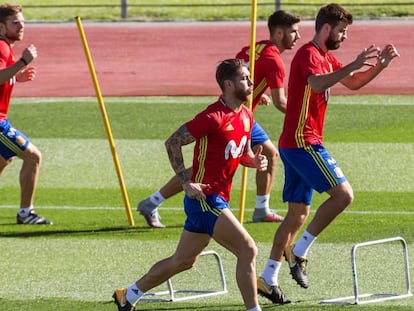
[137,10,300,227]
[0,4,52,224]
[258,3,399,304]
[113,59,267,311]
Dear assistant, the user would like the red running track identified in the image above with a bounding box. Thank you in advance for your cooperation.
[13,20,414,97]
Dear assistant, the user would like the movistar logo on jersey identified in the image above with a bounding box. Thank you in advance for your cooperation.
[224,135,247,160]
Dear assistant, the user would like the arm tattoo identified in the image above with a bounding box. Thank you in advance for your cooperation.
[165,124,195,183]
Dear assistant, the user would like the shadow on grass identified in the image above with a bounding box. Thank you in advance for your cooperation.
[0,224,184,238]
[113,303,245,311]
[2,297,247,311]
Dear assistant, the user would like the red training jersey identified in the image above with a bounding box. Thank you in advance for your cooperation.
[279,42,342,148]
[185,97,253,201]
[0,39,16,121]
[236,40,285,111]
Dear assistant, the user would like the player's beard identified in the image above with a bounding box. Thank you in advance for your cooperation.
[283,35,295,50]
[5,28,23,42]
[235,86,250,102]
[325,31,342,50]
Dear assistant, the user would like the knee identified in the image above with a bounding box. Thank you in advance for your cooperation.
[26,148,42,166]
[298,210,310,224]
[35,151,42,166]
[240,239,258,263]
[267,145,278,162]
[343,189,354,207]
[287,204,310,224]
[0,157,12,175]
[273,148,280,160]
[341,183,354,207]
[172,256,197,273]
[1,157,13,167]
[248,242,258,261]
[267,147,278,161]
[261,144,278,167]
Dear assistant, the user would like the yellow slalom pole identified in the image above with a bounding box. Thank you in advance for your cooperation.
[75,16,135,226]
[238,0,258,223]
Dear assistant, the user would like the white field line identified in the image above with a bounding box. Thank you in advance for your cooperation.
[1,204,414,215]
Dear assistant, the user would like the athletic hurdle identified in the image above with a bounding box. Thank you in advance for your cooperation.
[141,250,227,302]
[321,236,412,305]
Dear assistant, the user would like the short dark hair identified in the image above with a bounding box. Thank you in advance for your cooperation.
[315,3,353,32]
[0,4,22,24]
[216,58,245,91]
[268,10,300,34]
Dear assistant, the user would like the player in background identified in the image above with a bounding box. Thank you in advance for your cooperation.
[0,4,52,224]
[137,10,301,228]
[258,3,400,304]
[113,59,267,311]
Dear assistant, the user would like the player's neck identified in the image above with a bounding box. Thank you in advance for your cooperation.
[270,38,284,53]
[221,95,243,112]
[0,34,15,45]
[311,37,326,53]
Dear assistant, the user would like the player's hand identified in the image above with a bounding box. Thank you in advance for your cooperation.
[183,182,210,200]
[377,44,400,68]
[16,66,36,82]
[353,44,381,69]
[258,93,271,106]
[254,145,268,172]
[21,44,37,65]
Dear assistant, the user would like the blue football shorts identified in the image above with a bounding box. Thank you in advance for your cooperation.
[251,120,270,147]
[184,194,229,236]
[0,119,30,160]
[279,144,347,205]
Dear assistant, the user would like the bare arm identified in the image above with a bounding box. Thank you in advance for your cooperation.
[270,87,287,113]
[340,44,400,90]
[0,59,26,84]
[165,124,195,184]
[165,124,209,200]
[0,44,37,85]
[308,45,381,93]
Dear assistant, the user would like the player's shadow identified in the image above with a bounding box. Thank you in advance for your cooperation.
[104,300,250,310]
[0,224,184,238]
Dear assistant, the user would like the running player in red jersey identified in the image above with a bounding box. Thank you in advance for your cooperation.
[137,10,300,227]
[258,3,400,303]
[0,4,52,224]
[235,10,300,223]
[113,59,267,311]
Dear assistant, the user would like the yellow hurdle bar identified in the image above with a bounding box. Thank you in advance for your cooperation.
[75,16,135,226]
[238,0,258,224]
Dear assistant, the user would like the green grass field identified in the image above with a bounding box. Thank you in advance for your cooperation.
[0,95,413,310]
[17,0,414,21]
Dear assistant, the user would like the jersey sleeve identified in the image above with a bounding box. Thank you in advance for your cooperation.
[264,56,285,89]
[185,110,219,139]
[0,41,11,69]
[301,47,322,78]
[301,46,343,78]
[235,46,249,62]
